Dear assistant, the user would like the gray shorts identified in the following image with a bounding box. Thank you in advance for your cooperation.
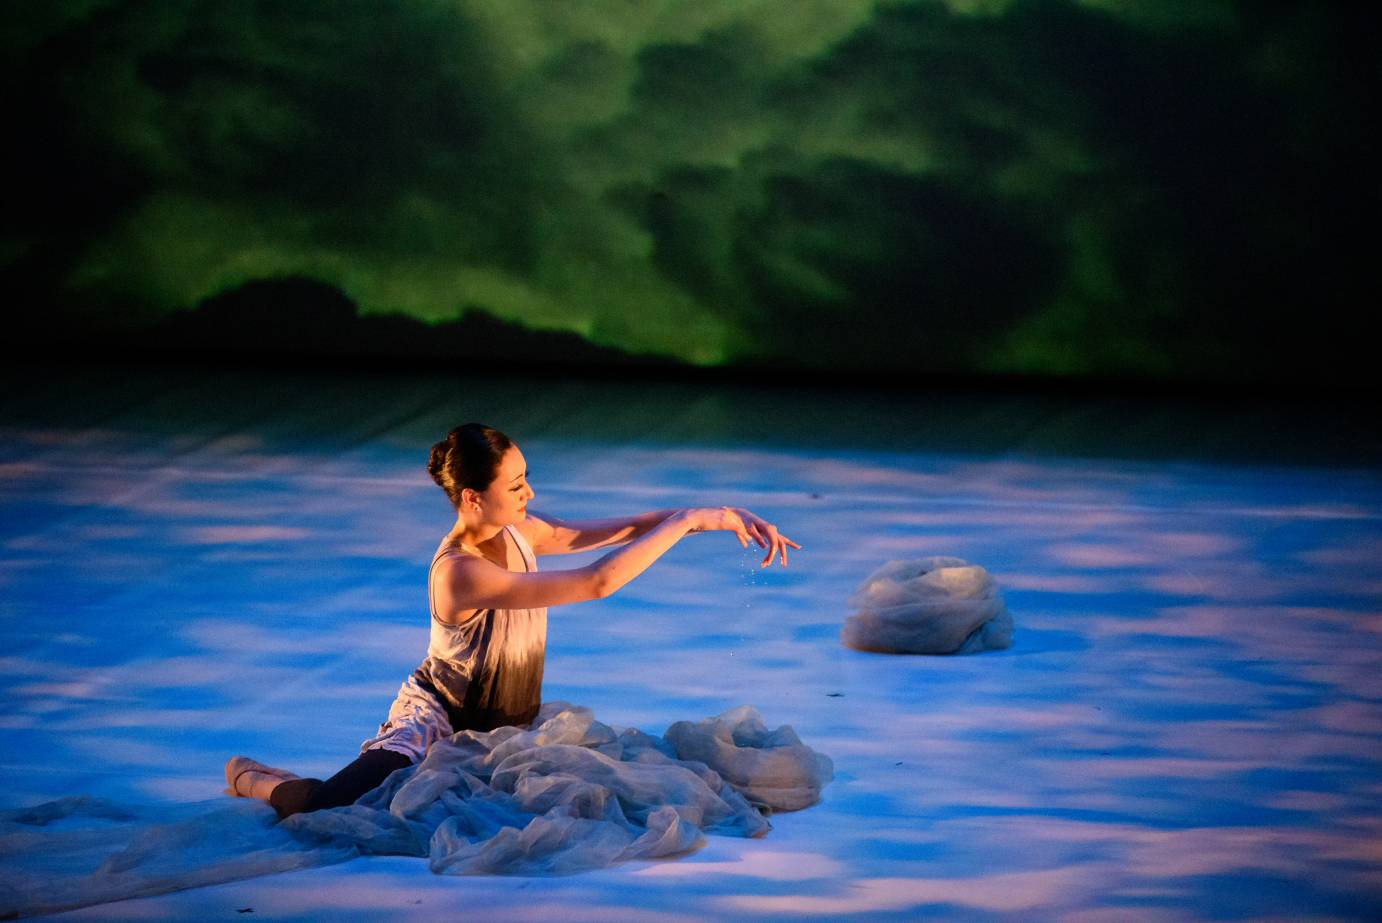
[358,675,455,763]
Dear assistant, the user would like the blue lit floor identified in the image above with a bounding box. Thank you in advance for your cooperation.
[2,367,1380,920]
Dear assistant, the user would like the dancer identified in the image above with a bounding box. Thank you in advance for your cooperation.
[225,423,799,818]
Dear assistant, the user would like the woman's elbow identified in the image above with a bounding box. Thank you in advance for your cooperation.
[590,568,618,600]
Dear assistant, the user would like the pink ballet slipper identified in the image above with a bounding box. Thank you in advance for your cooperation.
[224,755,300,798]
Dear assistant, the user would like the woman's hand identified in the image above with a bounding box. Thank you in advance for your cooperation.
[685,507,800,567]
[684,507,753,548]
[731,507,801,568]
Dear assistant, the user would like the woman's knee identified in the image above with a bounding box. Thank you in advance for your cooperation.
[269,777,324,819]
[302,749,414,816]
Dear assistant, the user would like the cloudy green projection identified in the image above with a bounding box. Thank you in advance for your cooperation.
[4,1,1372,382]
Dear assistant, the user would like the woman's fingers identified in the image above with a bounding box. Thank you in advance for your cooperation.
[715,509,799,566]
[777,532,801,566]
[761,527,777,567]
[733,509,765,547]
[742,519,799,568]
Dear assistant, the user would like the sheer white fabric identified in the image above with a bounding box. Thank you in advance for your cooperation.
[841,557,1013,654]
[0,797,353,919]
[0,703,831,917]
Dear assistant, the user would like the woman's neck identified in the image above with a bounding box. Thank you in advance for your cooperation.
[447,519,504,553]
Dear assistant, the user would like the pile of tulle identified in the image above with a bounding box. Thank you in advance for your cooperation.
[842,557,1013,654]
[0,703,832,918]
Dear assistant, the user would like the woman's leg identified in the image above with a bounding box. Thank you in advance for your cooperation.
[252,672,452,818]
[268,748,412,819]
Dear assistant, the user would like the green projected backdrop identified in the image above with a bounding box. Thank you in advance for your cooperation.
[4,1,1374,384]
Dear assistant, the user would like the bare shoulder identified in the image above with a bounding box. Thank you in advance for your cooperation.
[430,550,497,625]
[513,511,558,552]
[433,548,494,586]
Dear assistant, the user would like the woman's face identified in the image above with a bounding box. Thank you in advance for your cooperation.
[478,445,533,524]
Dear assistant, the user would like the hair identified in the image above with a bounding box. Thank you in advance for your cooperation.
[428,423,514,507]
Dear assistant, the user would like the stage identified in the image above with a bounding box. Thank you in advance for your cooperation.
[2,364,1379,920]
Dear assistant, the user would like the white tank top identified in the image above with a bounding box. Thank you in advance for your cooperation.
[427,525,545,660]
[418,525,547,731]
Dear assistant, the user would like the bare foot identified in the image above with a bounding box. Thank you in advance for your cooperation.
[224,755,300,800]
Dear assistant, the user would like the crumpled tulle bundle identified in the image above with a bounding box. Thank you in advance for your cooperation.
[841,557,1013,654]
[0,703,831,918]
[285,701,832,875]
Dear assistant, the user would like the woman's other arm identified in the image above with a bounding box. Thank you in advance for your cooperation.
[519,509,679,555]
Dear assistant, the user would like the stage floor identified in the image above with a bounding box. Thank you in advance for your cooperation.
[3,365,1380,920]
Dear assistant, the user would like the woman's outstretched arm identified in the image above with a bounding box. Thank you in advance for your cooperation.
[523,507,800,567]
[435,508,781,620]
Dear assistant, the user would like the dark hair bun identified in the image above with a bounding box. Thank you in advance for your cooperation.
[428,423,513,507]
[427,431,457,486]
